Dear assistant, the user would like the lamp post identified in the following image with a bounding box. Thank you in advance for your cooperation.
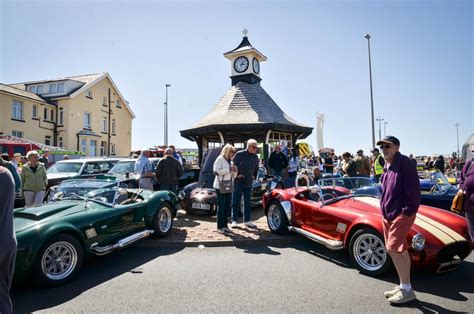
[376,116,384,141]
[364,33,376,149]
[455,123,460,158]
[383,121,388,137]
[164,84,171,146]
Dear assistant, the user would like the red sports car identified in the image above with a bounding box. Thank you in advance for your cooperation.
[263,176,472,276]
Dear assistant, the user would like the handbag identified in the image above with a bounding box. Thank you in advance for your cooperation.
[451,159,473,215]
[451,192,465,215]
[218,175,233,193]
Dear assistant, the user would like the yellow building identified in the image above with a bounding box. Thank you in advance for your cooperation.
[1,73,135,157]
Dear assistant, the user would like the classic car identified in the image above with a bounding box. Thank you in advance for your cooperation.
[14,182,178,286]
[46,158,122,189]
[178,148,283,215]
[106,158,199,191]
[419,170,459,211]
[263,175,472,276]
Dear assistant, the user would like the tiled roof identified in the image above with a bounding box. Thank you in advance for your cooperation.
[186,82,311,130]
[0,83,47,102]
[8,73,106,90]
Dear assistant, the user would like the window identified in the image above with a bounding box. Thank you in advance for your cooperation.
[50,109,54,122]
[102,116,108,132]
[81,139,87,153]
[59,107,64,125]
[115,99,121,108]
[44,108,48,120]
[103,96,107,107]
[83,112,91,129]
[32,105,38,118]
[29,86,37,93]
[45,135,51,146]
[12,100,23,120]
[90,140,97,157]
[86,90,92,98]
[36,85,43,94]
[100,141,107,156]
[111,119,116,134]
[49,84,57,93]
[58,137,63,148]
[12,130,23,138]
[57,82,64,92]
[111,144,116,155]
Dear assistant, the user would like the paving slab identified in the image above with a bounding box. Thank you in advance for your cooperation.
[139,207,296,247]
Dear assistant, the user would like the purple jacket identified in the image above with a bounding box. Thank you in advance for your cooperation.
[380,152,421,221]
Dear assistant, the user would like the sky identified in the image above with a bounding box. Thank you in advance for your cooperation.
[1,0,472,157]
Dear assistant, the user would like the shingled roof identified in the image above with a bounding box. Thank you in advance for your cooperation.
[180,81,312,138]
[8,73,105,90]
[0,83,47,103]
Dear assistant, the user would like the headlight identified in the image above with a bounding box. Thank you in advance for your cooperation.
[411,233,425,251]
[178,190,185,200]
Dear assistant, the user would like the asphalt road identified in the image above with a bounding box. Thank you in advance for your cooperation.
[12,238,474,313]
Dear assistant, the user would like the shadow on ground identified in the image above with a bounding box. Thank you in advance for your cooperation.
[11,243,184,313]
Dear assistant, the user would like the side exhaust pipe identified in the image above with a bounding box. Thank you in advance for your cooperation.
[288,226,344,250]
[91,229,154,256]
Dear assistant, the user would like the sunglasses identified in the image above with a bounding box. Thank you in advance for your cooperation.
[380,144,392,150]
[251,146,258,149]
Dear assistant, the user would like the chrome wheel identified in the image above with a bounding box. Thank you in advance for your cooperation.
[158,206,172,233]
[353,233,387,272]
[41,241,78,281]
[267,204,282,231]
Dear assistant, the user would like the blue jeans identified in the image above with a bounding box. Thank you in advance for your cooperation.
[272,169,283,177]
[232,181,252,222]
[160,183,178,195]
[216,190,232,229]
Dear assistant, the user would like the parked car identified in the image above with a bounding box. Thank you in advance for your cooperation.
[419,170,459,212]
[13,183,178,286]
[106,158,199,191]
[263,175,472,276]
[179,148,283,215]
[46,158,121,189]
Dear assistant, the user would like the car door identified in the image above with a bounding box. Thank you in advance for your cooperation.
[290,191,317,227]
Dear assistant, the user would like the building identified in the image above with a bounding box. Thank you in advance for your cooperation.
[180,30,312,163]
[1,73,135,157]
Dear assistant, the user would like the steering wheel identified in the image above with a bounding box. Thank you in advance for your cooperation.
[322,192,335,201]
[429,184,439,193]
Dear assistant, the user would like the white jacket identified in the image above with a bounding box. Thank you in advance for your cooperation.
[213,156,236,189]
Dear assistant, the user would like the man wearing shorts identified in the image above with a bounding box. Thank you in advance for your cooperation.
[378,136,420,304]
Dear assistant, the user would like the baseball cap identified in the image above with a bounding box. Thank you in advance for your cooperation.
[376,135,400,146]
[357,149,363,154]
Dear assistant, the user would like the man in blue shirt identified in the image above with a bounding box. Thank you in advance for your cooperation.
[231,139,259,228]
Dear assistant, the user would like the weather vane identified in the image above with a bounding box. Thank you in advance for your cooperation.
[243,28,248,37]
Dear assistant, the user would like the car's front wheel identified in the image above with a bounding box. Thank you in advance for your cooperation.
[33,233,83,287]
[152,203,174,238]
[266,201,289,234]
[348,228,392,276]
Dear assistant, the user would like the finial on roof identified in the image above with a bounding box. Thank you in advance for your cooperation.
[242,28,248,37]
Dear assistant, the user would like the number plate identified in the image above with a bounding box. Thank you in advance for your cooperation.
[192,202,211,210]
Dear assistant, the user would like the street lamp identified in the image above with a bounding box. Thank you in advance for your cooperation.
[376,116,384,141]
[364,33,376,149]
[455,123,460,158]
[383,121,388,137]
[164,84,171,146]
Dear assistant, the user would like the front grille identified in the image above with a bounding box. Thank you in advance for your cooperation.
[436,242,472,264]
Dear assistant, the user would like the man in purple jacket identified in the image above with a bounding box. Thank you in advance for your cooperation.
[378,136,420,305]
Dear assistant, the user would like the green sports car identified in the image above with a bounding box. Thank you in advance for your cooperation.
[13,180,178,287]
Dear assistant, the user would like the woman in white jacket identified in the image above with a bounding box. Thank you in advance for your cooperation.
[213,144,237,233]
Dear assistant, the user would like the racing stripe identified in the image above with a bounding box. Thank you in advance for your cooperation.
[356,196,380,208]
[413,216,454,245]
[416,213,466,242]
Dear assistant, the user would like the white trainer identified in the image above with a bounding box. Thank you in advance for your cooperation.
[230,221,238,228]
[244,221,257,228]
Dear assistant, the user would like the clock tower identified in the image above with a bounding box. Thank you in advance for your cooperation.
[224,29,267,86]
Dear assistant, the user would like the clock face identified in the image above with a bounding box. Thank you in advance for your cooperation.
[252,58,260,74]
[234,56,249,73]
